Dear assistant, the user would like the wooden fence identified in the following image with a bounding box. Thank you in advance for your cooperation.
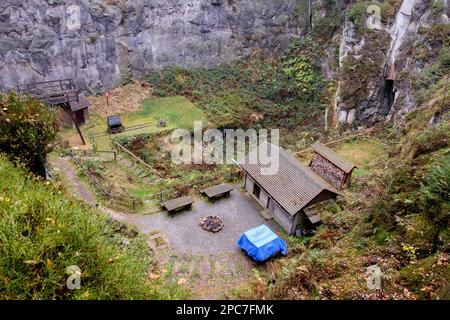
[67,150,111,198]
[89,123,154,139]
[69,148,117,160]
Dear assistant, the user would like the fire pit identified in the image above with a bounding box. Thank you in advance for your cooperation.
[199,216,224,233]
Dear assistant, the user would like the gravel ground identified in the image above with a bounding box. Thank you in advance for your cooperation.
[49,163,281,298]
[52,157,278,256]
[123,188,280,255]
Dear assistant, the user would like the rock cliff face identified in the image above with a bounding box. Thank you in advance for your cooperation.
[335,0,449,126]
[2,0,447,125]
[0,0,304,93]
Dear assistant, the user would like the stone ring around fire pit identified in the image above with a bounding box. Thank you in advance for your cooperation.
[199,216,224,233]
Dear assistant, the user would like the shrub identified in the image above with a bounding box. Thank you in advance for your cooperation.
[282,37,326,99]
[147,45,327,130]
[419,155,450,250]
[0,92,59,176]
[80,159,105,178]
[438,47,450,70]
[347,2,367,29]
[399,253,449,299]
[411,122,449,158]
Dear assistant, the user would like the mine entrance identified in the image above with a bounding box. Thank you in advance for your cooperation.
[384,79,395,110]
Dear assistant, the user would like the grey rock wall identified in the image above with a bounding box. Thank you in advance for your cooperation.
[335,0,449,126]
[0,0,305,93]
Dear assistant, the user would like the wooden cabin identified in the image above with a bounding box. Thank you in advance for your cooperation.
[240,143,341,236]
[309,142,356,189]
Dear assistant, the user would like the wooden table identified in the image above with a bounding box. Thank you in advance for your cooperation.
[161,196,194,214]
[200,184,234,200]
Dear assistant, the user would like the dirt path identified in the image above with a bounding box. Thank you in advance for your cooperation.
[52,157,97,206]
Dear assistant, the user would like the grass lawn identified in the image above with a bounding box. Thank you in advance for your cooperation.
[295,137,386,176]
[80,96,205,150]
[334,138,386,176]
[87,96,205,134]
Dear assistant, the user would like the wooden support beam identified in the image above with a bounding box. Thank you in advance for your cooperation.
[61,104,86,145]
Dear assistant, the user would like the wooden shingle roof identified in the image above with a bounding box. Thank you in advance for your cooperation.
[240,143,341,216]
[311,142,356,174]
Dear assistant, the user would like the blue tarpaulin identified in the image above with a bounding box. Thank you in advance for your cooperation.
[237,225,287,262]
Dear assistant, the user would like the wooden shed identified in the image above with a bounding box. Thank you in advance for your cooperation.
[240,143,341,236]
[309,142,356,189]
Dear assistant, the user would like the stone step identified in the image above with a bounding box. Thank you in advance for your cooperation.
[259,209,273,221]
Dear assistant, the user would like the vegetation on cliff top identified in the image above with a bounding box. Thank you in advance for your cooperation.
[147,37,328,131]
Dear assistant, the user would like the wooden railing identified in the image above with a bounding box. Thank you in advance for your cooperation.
[17,79,80,105]
[69,148,117,160]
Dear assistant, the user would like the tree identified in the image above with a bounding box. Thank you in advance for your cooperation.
[0,92,59,176]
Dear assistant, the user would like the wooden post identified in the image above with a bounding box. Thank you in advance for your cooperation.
[61,104,86,145]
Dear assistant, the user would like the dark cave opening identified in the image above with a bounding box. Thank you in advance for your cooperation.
[384,79,395,111]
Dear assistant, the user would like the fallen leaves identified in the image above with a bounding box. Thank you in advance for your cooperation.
[149,273,161,280]
[108,255,121,264]
[0,196,11,204]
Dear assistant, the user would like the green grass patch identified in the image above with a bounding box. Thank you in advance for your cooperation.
[84,96,205,150]
[335,138,386,176]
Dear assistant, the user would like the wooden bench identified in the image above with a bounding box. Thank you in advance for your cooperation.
[161,196,194,214]
[200,184,234,201]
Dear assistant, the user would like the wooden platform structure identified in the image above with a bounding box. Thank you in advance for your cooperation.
[18,79,80,106]
[161,196,195,214]
[201,184,234,200]
[17,79,89,144]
